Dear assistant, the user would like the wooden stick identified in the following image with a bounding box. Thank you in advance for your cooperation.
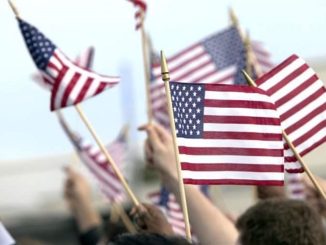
[160,50,192,241]
[242,70,326,200]
[114,203,137,234]
[74,104,140,206]
[140,13,153,123]
[8,0,20,18]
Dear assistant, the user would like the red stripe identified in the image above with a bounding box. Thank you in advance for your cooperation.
[204,115,280,126]
[181,163,284,172]
[204,99,276,110]
[203,131,282,141]
[74,77,94,104]
[267,64,309,95]
[275,75,319,109]
[167,43,201,64]
[285,101,326,135]
[184,179,284,186]
[286,168,304,173]
[168,50,206,74]
[50,66,68,111]
[61,72,81,108]
[205,84,266,95]
[256,54,298,85]
[173,59,213,82]
[47,62,61,73]
[300,135,326,157]
[178,146,283,157]
[95,82,108,95]
[292,121,326,151]
[194,69,234,85]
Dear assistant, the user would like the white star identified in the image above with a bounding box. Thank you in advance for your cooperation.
[189,108,192,113]
[176,85,179,90]
[171,84,174,89]
[182,108,185,113]
[182,97,185,102]
[192,114,196,119]
[193,103,196,108]
[196,119,200,124]
[189,119,193,124]
[196,130,200,135]
[185,91,189,96]
[196,108,201,113]
[173,107,177,112]
[193,92,197,96]
[198,86,202,91]
[185,114,189,119]
[189,97,192,102]
[182,86,186,91]
[190,86,194,91]
[190,131,193,135]
[197,97,201,102]
[193,125,196,129]
[187,125,189,130]
[185,102,188,107]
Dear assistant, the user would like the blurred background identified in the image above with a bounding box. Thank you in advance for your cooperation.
[0,0,325,243]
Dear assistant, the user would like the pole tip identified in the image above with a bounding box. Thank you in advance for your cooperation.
[8,0,20,18]
[241,70,256,87]
[229,7,238,27]
[160,50,170,82]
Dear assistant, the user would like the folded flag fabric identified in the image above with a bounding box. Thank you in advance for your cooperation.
[169,82,284,185]
[255,55,326,172]
[17,18,119,110]
[285,173,305,200]
[150,26,246,128]
[33,46,95,90]
[58,113,127,202]
[128,0,147,30]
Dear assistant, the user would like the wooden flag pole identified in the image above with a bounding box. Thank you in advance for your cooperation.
[75,104,140,206]
[8,0,20,18]
[242,70,326,200]
[140,13,153,123]
[111,203,137,234]
[161,51,192,241]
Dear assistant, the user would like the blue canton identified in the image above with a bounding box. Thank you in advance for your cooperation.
[18,19,56,71]
[170,82,205,138]
[202,26,247,85]
[158,186,170,207]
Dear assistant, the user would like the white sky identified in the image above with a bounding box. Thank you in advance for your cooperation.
[0,0,325,160]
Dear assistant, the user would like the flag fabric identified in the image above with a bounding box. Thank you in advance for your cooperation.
[18,18,120,111]
[33,46,95,90]
[150,26,247,128]
[169,82,284,185]
[285,173,305,200]
[128,0,147,30]
[255,55,326,172]
[251,40,274,75]
[58,113,127,202]
[148,185,209,237]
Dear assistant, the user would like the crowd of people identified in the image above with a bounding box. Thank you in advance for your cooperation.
[1,123,326,245]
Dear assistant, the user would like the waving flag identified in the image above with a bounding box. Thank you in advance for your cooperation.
[18,18,119,111]
[128,0,147,30]
[251,40,274,75]
[58,113,127,202]
[169,82,284,185]
[33,46,95,90]
[150,26,246,128]
[255,55,326,172]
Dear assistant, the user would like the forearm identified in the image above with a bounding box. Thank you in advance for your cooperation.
[163,175,238,245]
[71,201,102,232]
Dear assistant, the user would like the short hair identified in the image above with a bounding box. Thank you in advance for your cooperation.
[236,199,326,245]
[110,233,193,245]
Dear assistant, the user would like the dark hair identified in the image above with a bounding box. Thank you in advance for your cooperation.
[110,233,193,245]
[236,199,326,245]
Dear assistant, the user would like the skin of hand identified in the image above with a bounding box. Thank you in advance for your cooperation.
[130,203,174,236]
[138,123,178,184]
[64,166,101,232]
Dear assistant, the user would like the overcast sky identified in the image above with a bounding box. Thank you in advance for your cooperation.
[0,0,325,161]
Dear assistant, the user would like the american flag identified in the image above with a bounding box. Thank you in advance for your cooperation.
[255,55,326,172]
[128,0,147,30]
[285,173,305,200]
[58,113,127,202]
[18,18,120,111]
[251,40,274,75]
[148,186,209,237]
[33,46,95,89]
[150,26,247,127]
[169,82,284,185]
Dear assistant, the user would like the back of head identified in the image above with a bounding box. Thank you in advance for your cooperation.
[110,233,192,245]
[236,199,326,245]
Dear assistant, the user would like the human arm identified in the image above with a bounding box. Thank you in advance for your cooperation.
[139,123,238,245]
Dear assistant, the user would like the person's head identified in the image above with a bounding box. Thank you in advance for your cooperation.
[236,199,326,245]
[109,233,192,245]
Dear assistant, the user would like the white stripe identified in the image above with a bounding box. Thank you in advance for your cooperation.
[204,123,282,134]
[278,78,323,115]
[288,110,326,142]
[295,127,326,154]
[174,63,216,83]
[205,90,273,104]
[68,72,89,102]
[259,58,305,91]
[177,138,283,149]
[200,66,236,84]
[54,68,76,109]
[179,154,283,164]
[270,68,316,103]
[282,92,326,129]
[83,77,101,100]
[204,107,279,119]
[182,170,284,181]
[285,161,302,170]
